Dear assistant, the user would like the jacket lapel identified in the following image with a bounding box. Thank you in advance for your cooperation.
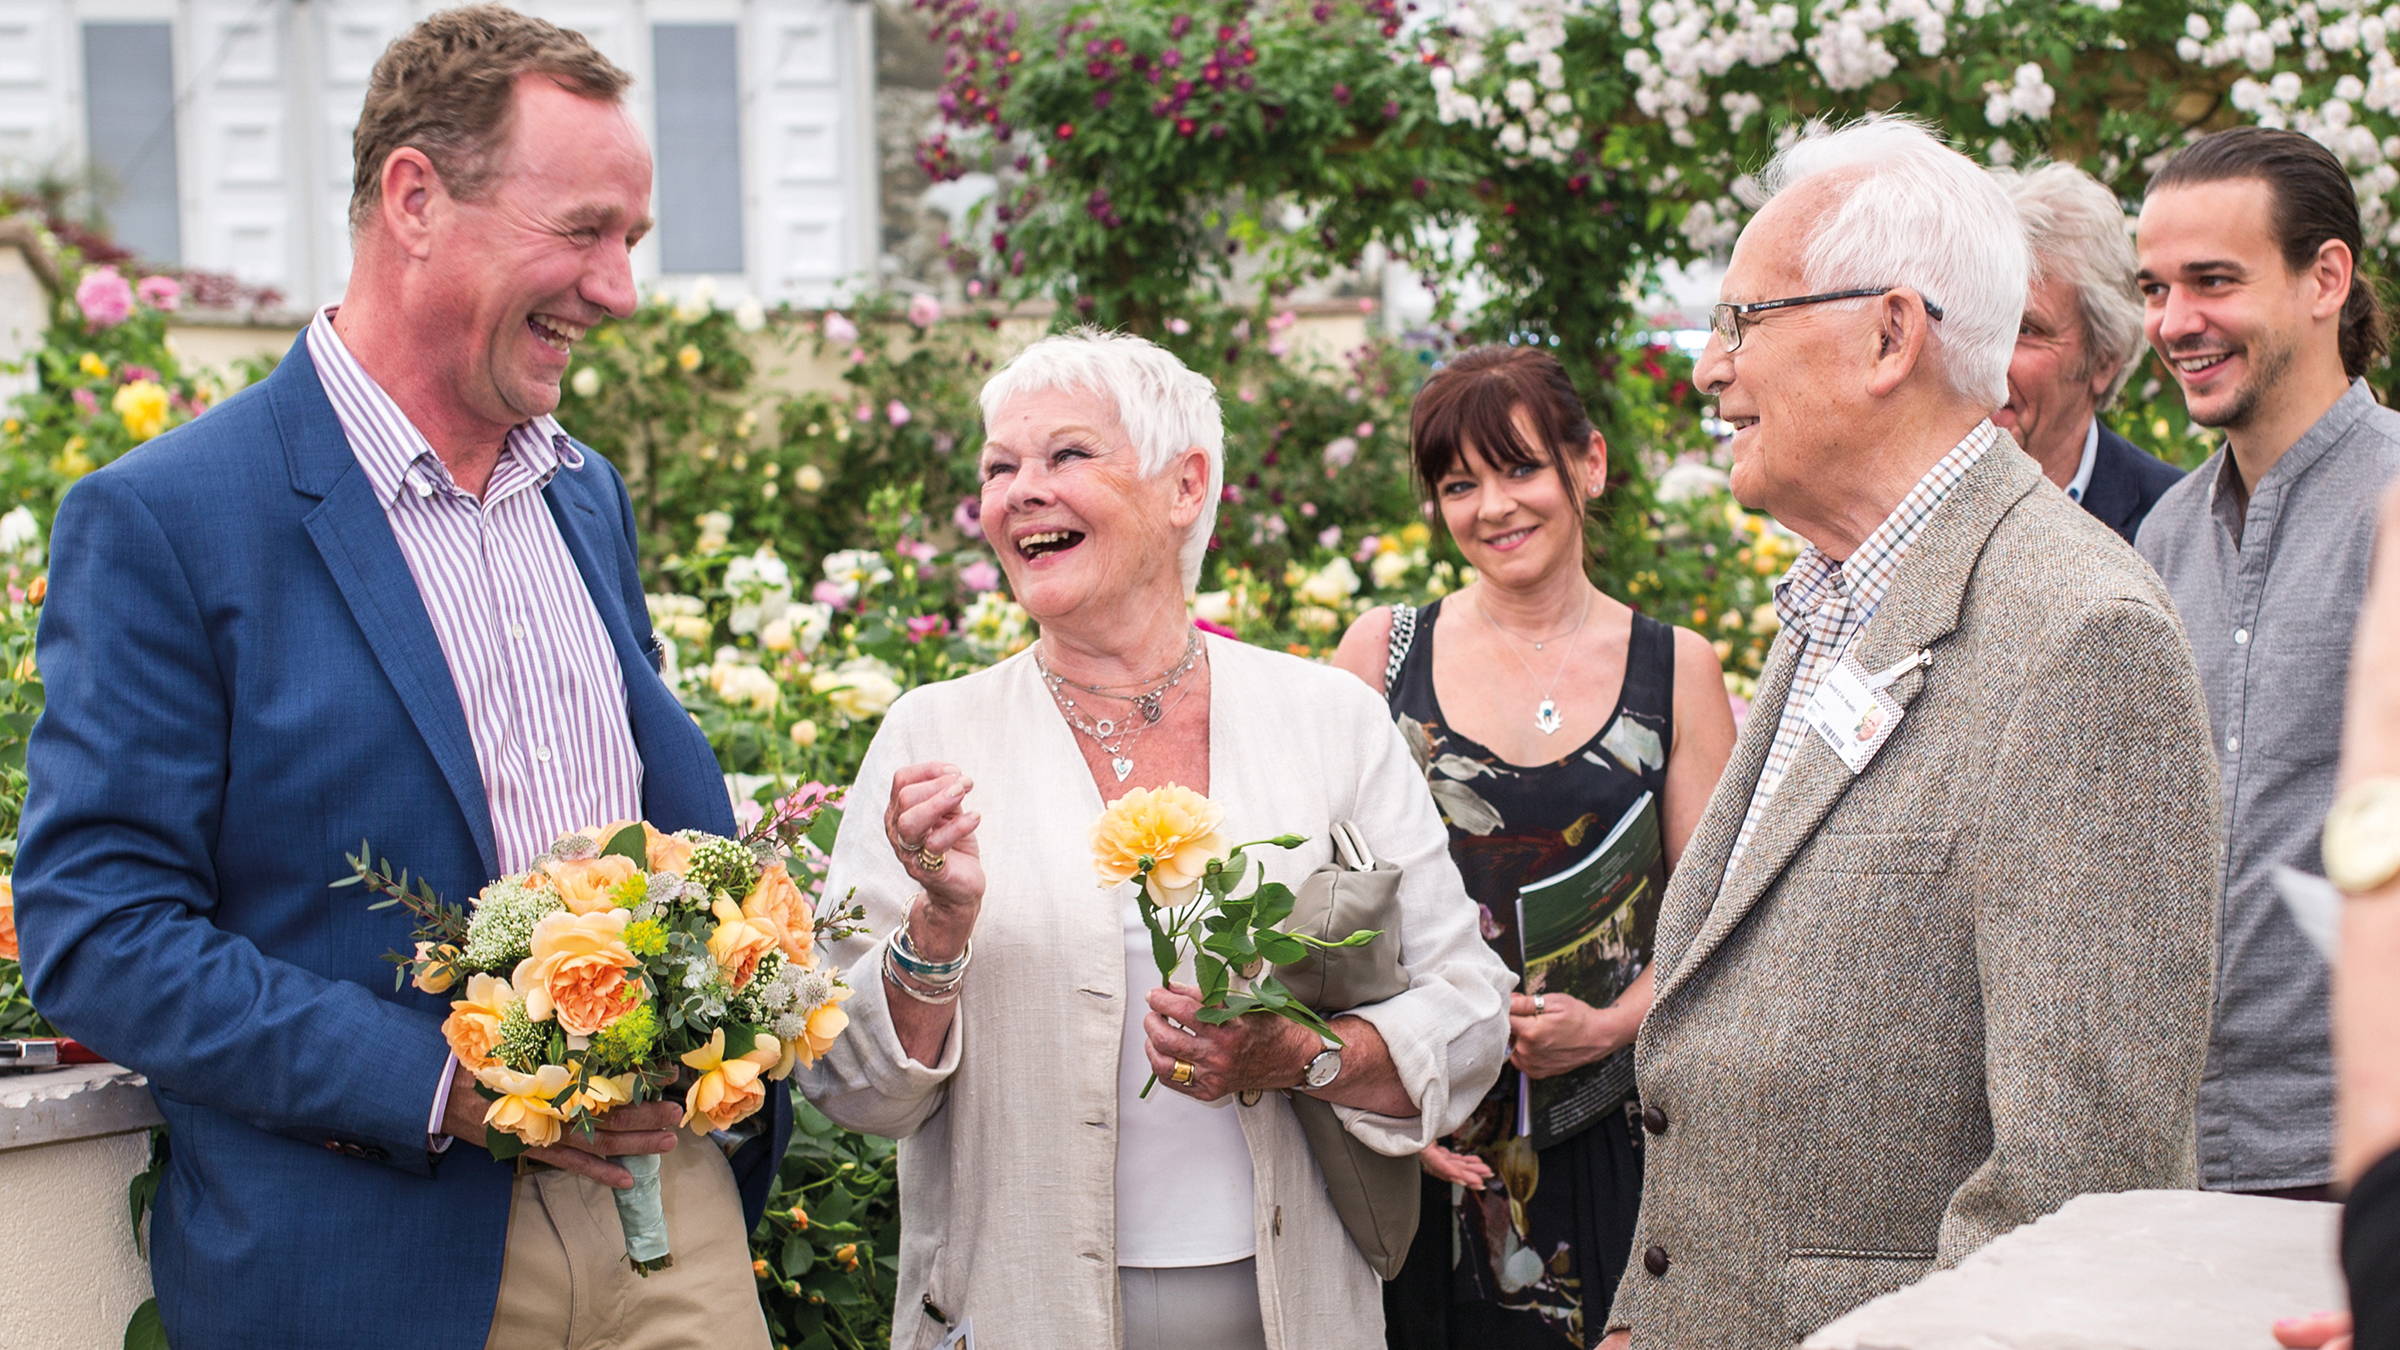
[275,336,501,877]
[1653,442,2044,1006]
[541,467,726,833]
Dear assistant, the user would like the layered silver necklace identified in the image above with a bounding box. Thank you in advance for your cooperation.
[1037,629,1205,781]
[1477,588,1592,735]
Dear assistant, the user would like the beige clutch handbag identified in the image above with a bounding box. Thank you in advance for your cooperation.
[1271,821,1419,1280]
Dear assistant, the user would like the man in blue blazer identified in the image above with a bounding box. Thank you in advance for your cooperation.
[15,10,785,1347]
[1994,162,2190,542]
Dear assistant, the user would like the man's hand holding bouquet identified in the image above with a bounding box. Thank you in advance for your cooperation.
[346,790,860,1272]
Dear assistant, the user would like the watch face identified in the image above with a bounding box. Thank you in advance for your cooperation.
[1305,1048,1341,1089]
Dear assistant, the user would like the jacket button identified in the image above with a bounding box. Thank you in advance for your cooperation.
[1644,1245,1670,1277]
[1641,1104,1668,1135]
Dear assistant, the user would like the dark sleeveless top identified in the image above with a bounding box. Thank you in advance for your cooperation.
[1380,595,1677,1349]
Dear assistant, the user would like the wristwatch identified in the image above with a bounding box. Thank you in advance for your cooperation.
[1300,1042,1343,1092]
[2324,776,2400,896]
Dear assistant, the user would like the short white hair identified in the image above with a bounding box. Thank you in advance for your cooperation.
[978,328,1225,595]
[1756,114,2027,408]
[1995,161,2146,408]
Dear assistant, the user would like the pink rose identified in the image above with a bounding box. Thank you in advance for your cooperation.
[886,399,912,427]
[823,312,860,344]
[960,560,1000,592]
[906,293,942,327]
[136,276,182,312]
[952,496,984,540]
[811,579,849,607]
[72,388,98,415]
[1322,436,1358,469]
[906,614,951,643]
[1166,318,1191,335]
[76,267,134,329]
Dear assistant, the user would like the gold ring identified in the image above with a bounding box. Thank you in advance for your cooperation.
[914,846,947,873]
[1170,1059,1195,1087]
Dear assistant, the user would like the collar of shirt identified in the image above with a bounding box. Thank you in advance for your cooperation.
[2065,418,2099,503]
[305,306,582,509]
[2206,376,2379,538]
[1772,419,1999,632]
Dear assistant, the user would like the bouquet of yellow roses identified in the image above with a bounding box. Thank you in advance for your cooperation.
[1092,784,1381,1097]
[344,792,861,1272]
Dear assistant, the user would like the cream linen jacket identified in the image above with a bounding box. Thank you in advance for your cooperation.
[795,634,1514,1350]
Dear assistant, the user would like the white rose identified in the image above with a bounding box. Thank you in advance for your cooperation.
[733,297,767,332]
[813,657,903,721]
[1296,557,1361,607]
[760,617,796,653]
[0,505,42,561]
[1193,591,1236,625]
[795,465,826,493]
[1369,549,1411,589]
[569,366,601,398]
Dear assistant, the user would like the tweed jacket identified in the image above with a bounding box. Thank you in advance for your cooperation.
[1606,442,2220,1348]
[794,635,1514,1350]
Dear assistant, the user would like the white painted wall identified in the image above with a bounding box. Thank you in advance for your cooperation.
[0,0,879,311]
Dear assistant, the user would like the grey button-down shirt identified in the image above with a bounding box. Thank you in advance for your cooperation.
[2137,377,2400,1190]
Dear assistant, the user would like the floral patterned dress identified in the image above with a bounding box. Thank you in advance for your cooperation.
[1380,597,1676,1350]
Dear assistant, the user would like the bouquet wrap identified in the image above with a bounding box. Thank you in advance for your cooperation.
[615,1151,673,1272]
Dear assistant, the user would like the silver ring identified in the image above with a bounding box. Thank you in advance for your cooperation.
[1532,993,1548,1015]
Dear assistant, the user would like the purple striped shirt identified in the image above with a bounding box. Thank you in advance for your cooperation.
[307,308,642,875]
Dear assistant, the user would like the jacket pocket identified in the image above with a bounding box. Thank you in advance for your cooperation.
[907,1244,961,1350]
[1798,829,1957,875]
[1780,1248,1933,1340]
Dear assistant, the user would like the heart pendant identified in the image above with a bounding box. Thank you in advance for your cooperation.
[1111,756,1134,781]
[1535,699,1563,735]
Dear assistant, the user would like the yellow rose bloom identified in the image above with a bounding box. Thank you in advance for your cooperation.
[442,974,516,1069]
[562,1063,638,1117]
[512,908,642,1036]
[677,344,703,372]
[410,941,462,994]
[1091,784,1228,906]
[679,1027,780,1130]
[112,380,171,442]
[773,986,854,1079]
[707,896,780,989]
[540,852,642,914]
[477,1062,573,1148]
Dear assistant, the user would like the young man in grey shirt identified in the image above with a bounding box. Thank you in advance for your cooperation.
[2135,126,2400,1198]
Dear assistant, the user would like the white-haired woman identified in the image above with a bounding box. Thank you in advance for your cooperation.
[795,329,1514,1350]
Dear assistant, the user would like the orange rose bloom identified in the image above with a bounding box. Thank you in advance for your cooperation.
[772,986,854,1079]
[743,862,816,967]
[442,974,516,1069]
[0,876,17,962]
[540,853,641,915]
[513,909,642,1036]
[644,825,698,877]
[1091,784,1228,906]
[680,1028,781,1130]
[707,897,780,990]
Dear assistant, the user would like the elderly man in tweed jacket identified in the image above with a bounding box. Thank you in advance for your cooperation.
[1600,116,2220,1350]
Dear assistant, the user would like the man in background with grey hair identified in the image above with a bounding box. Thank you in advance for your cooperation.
[1994,162,2189,542]
[1600,115,2218,1349]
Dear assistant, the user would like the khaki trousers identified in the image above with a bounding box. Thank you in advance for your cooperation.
[484,1128,773,1350]
[1119,1260,1270,1350]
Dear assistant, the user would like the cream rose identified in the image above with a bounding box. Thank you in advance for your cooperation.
[513,909,642,1036]
[813,657,902,721]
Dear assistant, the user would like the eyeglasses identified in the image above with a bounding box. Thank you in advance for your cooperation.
[1709,288,1946,353]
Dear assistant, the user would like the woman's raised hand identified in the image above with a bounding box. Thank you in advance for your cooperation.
[884,761,985,915]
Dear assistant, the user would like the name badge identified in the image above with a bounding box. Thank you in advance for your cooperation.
[1804,649,1930,774]
[936,1320,977,1349]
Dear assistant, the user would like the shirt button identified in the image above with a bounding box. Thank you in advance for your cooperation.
[509,622,527,640]
[535,746,553,763]
[2234,628,2250,645]
[2226,735,2240,754]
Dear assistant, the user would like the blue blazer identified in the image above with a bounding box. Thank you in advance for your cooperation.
[2081,422,2190,543]
[16,335,787,1350]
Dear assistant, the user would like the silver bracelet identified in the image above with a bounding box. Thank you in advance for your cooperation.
[889,918,972,982]
[883,942,963,1004]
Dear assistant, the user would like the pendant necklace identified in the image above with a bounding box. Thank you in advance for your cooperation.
[1477,588,1592,735]
[1038,630,1205,780]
